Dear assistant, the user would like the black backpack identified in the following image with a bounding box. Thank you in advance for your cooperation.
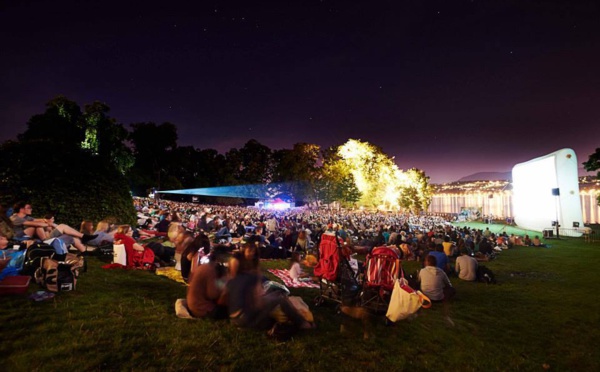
[21,243,66,276]
[476,265,497,284]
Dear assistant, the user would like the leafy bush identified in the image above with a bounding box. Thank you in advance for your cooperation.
[0,140,136,226]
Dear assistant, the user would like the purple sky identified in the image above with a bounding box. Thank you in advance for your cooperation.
[1,0,599,183]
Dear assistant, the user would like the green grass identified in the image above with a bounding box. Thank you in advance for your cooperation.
[2,226,600,371]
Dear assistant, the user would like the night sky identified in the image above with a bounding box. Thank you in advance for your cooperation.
[2,0,599,183]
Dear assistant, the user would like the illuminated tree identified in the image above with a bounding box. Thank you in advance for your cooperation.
[398,168,434,213]
[330,139,433,211]
[337,139,400,208]
[583,148,600,205]
[82,102,134,174]
[317,152,362,207]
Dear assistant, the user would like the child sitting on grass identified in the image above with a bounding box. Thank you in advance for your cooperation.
[289,251,311,283]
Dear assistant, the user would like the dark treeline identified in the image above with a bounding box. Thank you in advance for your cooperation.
[0,96,360,225]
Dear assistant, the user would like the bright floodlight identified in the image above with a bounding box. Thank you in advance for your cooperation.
[512,148,583,235]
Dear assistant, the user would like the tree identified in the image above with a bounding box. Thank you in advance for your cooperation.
[128,122,178,194]
[398,168,434,213]
[321,139,433,211]
[18,95,84,148]
[226,139,273,184]
[271,143,321,204]
[0,140,136,226]
[224,139,273,200]
[316,147,362,207]
[337,139,398,207]
[583,148,600,206]
[82,102,134,174]
[2,96,136,225]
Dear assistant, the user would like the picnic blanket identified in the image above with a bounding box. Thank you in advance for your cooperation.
[156,267,187,285]
[267,269,319,289]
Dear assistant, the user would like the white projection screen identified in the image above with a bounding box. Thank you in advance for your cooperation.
[512,148,583,236]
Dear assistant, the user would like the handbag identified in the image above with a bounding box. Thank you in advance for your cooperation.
[386,270,431,322]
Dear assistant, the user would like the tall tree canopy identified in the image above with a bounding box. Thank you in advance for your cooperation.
[272,143,321,203]
[128,122,178,194]
[1,96,136,226]
[3,96,433,213]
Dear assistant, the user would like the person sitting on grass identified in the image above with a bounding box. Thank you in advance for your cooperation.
[289,251,310,284]
[532,235,546,247]
[181,233,210,282]
[478,236,493,256]
[186,245,229,319]
[455,248,478,281]
[113,224,154,268]
[227,239,315,332]
[428,244,451,274]
[0,204,15,241]
[174,231,194,271]
[418,254,455,302]
[442,235,455,257]
[0,232,11,272]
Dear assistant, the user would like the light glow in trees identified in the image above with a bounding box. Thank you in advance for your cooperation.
[336,139,432,211]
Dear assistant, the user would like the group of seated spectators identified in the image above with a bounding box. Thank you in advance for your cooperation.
[2,196,552,335]
[130,198,527,305]
[183,236,315,334]
[0,201,100,253]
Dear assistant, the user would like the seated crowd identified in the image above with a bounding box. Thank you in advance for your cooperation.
[1,197,546,336]
[130,197,542,307]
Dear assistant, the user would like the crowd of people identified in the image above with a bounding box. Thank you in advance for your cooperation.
[1,196,546,336]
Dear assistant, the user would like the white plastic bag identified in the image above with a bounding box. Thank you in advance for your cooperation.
[112,244,126,266]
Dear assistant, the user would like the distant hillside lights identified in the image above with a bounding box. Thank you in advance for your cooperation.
[428,178,600,224]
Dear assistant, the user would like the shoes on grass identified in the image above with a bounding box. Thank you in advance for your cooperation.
[29,291,55,302]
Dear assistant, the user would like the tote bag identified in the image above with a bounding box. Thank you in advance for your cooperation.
[112,244,127,266]
[386,276,431,322]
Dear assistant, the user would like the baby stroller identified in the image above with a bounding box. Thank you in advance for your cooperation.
[360,246,401,313]
[313,231,361,307]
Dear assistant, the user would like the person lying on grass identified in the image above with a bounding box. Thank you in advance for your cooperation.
[80,220,116,246]
[227,239,315,332]
[10,202,97,252]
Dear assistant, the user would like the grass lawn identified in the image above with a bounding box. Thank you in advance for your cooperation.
[1,224,599,371]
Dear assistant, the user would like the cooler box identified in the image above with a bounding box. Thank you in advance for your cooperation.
[0,275,31,295]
